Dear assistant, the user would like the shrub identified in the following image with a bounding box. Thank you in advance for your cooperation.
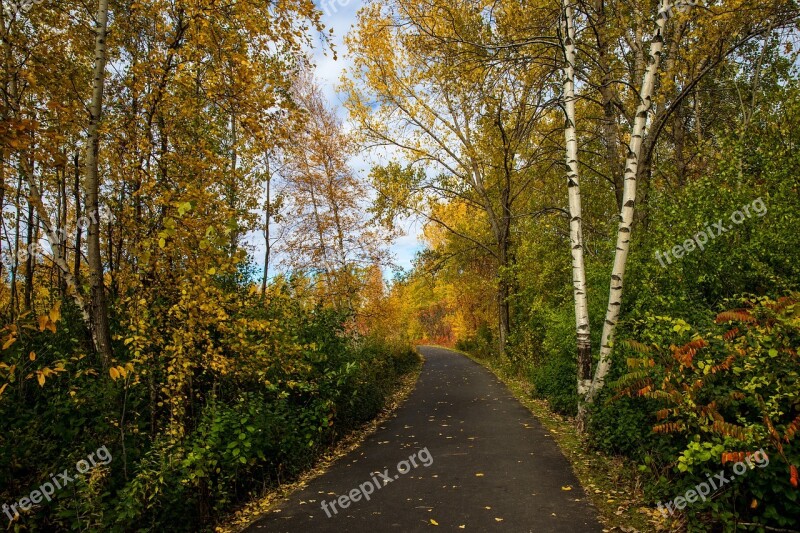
[611,294,800,529]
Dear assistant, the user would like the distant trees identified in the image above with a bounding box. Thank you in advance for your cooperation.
[345,0,559,349]
[343,0,800,421]
[278,69,390,310]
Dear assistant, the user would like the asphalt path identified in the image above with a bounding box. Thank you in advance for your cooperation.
[244,345,602,532]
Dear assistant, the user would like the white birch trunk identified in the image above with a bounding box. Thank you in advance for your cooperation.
[85,0,113,365]
[584,0,672,405]
[560,0,592,398]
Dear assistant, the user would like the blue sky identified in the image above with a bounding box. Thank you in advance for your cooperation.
[311,0,423,274]
[243,0,422,280]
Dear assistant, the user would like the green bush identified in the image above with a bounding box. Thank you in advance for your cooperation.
[109,336,420,532]
[455,322,495,360]
[0,285,420,532]
[609,296,800,530]
[529,349,577,416]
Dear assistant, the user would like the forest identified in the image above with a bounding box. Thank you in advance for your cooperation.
[0,0,798,531]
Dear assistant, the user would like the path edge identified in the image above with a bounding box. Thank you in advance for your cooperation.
[213,348,426,533]
[438,345,660,532]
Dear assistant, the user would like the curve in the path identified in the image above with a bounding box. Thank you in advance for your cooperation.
[245,346,602,532]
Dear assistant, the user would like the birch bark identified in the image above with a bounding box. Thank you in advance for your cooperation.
[85,0,113,365]
[560,0,592,398]
[583,0,672,406]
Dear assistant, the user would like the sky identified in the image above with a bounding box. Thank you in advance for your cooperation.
[309,2,426,278]
[312,0,424,276]
[243,0,423,280]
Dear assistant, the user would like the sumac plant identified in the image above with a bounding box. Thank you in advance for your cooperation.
[613,294,800,529]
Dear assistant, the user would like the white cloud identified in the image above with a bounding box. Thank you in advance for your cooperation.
[311,0,425,274]
[243,3,426,281]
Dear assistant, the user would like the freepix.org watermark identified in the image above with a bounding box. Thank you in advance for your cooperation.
[655,197,767,268]
[3,445,112,523]
[657,448,769,516]
[320,447,433,518]
[17,207,115,264]
[319,0,354,16]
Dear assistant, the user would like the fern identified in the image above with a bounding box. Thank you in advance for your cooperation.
[712,420,749,441]
[622,339,653,354]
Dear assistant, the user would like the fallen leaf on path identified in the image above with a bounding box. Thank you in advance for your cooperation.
[430,518,439,526]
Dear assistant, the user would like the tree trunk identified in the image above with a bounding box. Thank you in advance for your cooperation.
[26,179,92,326]
[73,151,82,283]
[24,192,34,311]
[228,113,239,254]
[59,161,69,293]
[10,172,22,320]
[261,155,271,295]
[582,0,671,412]
[497,242,511,351]
[595,0,624,212]
[85,0,113,366]
[561,0,593,403]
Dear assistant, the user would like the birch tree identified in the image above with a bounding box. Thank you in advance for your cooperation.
[560,0,592,398]
[561,0,797,423]
[581,0,671,411]
[558,0,672,425]
[85,0,113,365]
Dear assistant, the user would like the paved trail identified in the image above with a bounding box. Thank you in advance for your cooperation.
[245,346,602,532]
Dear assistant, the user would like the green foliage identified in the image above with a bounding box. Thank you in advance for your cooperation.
[0,273,420,532]
[627,85,800,319]
[529,350,578,416]
[455,322,495,360]
[521,303,580,416]
[609,295,800,529]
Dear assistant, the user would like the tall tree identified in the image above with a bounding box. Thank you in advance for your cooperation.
[558,0,798,423]
[345,0,558,350]
[279,70,388,310]
[560,0,592,399]
[85,0,113,365]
